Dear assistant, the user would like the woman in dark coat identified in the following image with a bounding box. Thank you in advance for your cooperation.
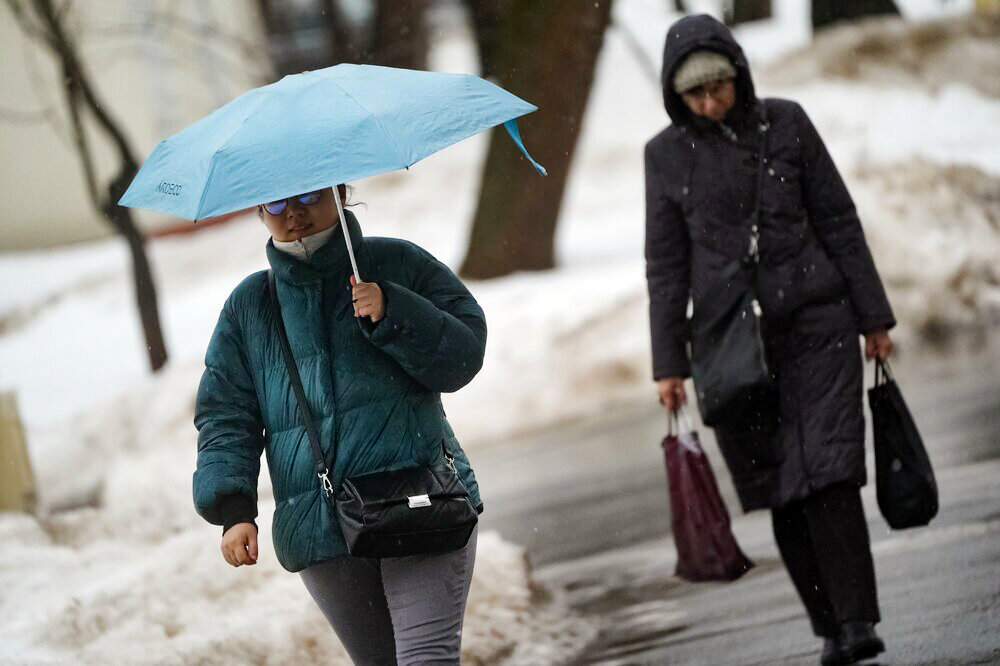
[645,15,894,666]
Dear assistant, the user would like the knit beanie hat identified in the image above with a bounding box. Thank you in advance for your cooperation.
[672,50,736,94]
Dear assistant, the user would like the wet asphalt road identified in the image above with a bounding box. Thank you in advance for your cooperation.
[472,342,1000,664]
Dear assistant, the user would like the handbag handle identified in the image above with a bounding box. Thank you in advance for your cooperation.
[874,358,895,387]
[268,270,335,497]
[667,407,696,437]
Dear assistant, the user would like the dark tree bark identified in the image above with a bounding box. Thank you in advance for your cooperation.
[459,0,614,279]
[319,0,373,66]
[462,0,505,79]
[6,0,168,372]
[812,0,899,30]
[257,0,428,75]
[728,0,772,25]
[371,0,428,70]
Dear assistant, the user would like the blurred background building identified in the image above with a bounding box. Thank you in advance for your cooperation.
[0,0,270,249]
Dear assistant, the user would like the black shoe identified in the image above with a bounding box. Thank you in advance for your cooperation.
[820,638,840,665]
[821,621,885,665]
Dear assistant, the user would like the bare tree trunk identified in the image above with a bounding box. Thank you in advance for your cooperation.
[812,0,899,30]
[256,0,304,76]
[7,0,168,371]
[462,0,505,79]
[372,0,428,70]
[258,0,429,74]
[729,0,772,25]
[104,167,167,372]
[318,0,371,65]
[459,0,613,279]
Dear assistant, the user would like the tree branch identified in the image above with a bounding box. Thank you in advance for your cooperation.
[4,0,53,46]
[60,61,100,207]
[34,0,139,172]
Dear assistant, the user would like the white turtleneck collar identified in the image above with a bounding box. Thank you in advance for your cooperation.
[272,225,338,263]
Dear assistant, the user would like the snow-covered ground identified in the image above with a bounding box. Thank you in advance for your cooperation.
[1,3,999,664]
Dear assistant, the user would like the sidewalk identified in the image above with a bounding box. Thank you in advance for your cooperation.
[534,458,1000,665]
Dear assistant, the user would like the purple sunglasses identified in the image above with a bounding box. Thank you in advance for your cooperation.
[262,191,322,215]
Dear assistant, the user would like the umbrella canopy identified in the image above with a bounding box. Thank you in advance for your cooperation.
[119,64,545,221]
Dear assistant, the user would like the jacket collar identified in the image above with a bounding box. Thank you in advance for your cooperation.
[272,225,338,262]
[266,208,365,285]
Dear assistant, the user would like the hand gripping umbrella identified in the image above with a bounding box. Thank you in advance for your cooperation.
[119,63,546,282]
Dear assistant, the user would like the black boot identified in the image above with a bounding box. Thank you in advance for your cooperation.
[820,638,840,665]
[821,621,885,665]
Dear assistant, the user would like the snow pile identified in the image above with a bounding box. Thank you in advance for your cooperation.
[461,531,598,665]
[0,511,351,665]
[761,12,1000,98]
[0,512,549,665]
[852,159,1000,341]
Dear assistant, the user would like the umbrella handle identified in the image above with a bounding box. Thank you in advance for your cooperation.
[333,185,361,283]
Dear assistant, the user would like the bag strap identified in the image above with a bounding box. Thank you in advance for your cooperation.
[667,407,696,437]
[747,103,771,266]
[667,407,703,454]
[268,270,335,498]
[874,358,895,386]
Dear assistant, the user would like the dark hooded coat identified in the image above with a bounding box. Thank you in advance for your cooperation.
[645,15,895,510]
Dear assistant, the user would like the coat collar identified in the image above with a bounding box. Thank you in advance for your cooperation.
[682,99,765,149]
[266,208,365,285]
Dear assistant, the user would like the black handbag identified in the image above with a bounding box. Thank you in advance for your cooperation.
[268,271,478,558]
[868,359,938,529]
[689,110,776,427]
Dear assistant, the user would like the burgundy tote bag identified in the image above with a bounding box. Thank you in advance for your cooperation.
[662,411,753,581]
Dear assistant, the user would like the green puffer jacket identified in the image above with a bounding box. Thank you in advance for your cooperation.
[193,210,485,572]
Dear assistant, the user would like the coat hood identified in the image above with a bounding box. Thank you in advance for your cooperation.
[660,14,757,127]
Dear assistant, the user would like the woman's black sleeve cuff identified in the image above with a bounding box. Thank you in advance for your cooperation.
[219,493,258,535]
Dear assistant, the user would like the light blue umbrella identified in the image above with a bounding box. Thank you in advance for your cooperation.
[120,64,544,220]
[120,64,544,280]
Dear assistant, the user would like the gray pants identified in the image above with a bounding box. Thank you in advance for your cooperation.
[299,527,478,665]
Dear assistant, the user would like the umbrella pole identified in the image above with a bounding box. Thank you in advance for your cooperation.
[333,186,361,283]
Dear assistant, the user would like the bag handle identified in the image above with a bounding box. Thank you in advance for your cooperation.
[874,358,895,387]
[667,407,703,454]
[268,270,335,498]
[667,407,696,437]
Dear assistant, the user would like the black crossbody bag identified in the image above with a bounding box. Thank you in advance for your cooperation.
[689,108,777,427]
[268,271,478,558]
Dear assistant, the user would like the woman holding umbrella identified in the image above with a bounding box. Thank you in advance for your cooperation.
[193,182,485,664]
[118,64,545,665]
[645,15,894,666]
